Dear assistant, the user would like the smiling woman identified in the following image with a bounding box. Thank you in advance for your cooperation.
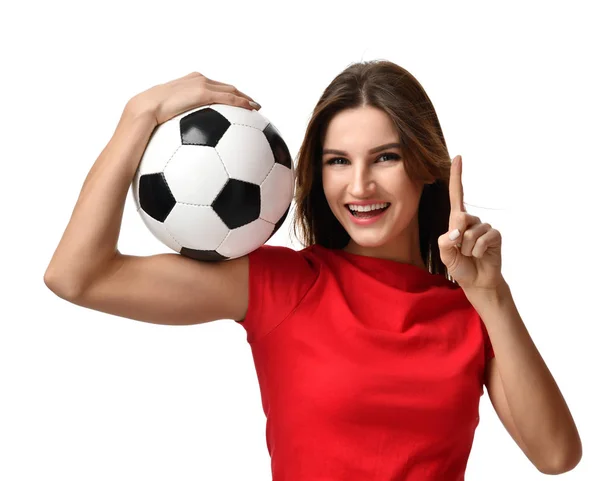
[229,61,508,480]
[320,106,426,266]
[292,62,453,276]
[44,58,581,481]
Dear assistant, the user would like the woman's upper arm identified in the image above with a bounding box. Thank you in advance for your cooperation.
[48,252,249,326]
[237,245,319,342]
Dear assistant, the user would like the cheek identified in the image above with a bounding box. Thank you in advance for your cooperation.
[321,173,340,199]
[390,174,421,196]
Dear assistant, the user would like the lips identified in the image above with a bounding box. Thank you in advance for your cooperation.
[344,203,390,225]
[345,202,390,212]
[345,203,390,216]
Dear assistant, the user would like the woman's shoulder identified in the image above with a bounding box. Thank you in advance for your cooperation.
[252,242,330,260]
[249,243,326,274]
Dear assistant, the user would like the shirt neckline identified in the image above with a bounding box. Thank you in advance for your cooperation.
[334,248,431,274]
[309,244,454,291]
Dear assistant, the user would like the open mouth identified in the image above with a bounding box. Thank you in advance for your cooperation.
[345,203,391,219]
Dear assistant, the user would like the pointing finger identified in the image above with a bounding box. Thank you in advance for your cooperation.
[450,155,465,213]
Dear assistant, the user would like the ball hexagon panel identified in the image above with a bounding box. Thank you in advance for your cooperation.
[260,163,294,224]
[138,207,182,253]
[180,107,231,147]
[163,145,228,206]
[217,217,276,258]
[209,104,270,131]
[216,125,275,185]
[212,179,261,229]
[164,204,229,251]
[139,172,177,222]
[139,117,183,173]
[266,205,291,243]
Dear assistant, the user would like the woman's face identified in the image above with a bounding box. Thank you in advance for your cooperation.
[321,105,425,264]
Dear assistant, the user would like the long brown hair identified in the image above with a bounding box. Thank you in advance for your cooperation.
[291,60,454,280]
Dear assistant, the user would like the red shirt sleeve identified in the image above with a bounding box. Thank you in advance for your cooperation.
[236,245,318,343]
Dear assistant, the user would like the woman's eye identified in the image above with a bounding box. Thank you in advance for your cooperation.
[377,153,400,162]
[325,152,400,165]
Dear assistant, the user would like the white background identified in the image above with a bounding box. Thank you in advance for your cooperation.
[1,0,598,479]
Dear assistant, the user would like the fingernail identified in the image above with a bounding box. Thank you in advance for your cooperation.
[249,101,261,109]
[449,228,461,241]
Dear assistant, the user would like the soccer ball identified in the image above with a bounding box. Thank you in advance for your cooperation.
[130,104,294,261]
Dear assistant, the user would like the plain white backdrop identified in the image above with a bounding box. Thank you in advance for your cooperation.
[1,0,598,479]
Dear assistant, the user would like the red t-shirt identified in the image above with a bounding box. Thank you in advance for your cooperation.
[236,244,494,481]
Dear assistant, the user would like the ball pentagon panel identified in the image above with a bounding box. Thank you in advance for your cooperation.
[138,172,177,223]
[180,107,231,147]
[212,179,261,229]
[263,123,292,169]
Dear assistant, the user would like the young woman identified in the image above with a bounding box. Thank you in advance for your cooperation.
[44,61,581,480]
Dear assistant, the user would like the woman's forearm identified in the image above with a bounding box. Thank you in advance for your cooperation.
[465,282,582,472]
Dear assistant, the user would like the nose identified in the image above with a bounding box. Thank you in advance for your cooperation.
[348,165,376,198]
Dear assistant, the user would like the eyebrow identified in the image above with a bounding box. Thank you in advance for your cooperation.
[322,142,402,156]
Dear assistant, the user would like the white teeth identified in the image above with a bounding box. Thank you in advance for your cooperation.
[347,202,390,212]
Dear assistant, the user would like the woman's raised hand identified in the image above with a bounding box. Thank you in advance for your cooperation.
[126,71,261,127]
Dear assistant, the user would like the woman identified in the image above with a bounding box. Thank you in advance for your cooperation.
[44,60,581,480]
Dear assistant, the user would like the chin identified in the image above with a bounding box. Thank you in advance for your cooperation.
[336,214,391,246]
[347,231,391,248]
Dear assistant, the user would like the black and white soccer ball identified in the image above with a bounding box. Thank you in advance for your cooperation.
[130,104,294,261]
